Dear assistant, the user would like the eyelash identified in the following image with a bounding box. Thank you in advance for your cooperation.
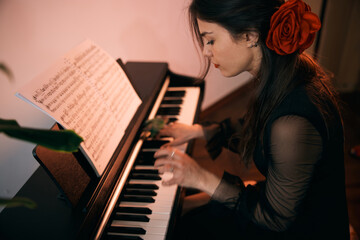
[206,40,214,45]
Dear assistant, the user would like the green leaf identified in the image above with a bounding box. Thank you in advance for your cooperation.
[0,63,14,82]
[0,197,37,209]
[143,117,167,138]
[0,119,83,152]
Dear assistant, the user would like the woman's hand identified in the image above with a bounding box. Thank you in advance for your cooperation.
[157,122,204,147]
[154,147,220,195]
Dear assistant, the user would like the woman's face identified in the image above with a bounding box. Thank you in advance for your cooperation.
[197,19,262,77]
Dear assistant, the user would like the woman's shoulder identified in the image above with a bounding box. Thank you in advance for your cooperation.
[267,85,329,138]
[273,85,316,117]
[267,84,342,143]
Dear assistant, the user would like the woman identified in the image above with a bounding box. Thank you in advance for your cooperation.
[154,0,350,239]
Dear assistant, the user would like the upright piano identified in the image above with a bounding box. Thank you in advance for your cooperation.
[0,61,204,240]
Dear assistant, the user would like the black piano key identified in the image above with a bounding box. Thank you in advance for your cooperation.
[107,226,146,235]
[168,117,178,123]
[142,140,169,149]
[157,107,181,116]
[116,206,152,214]
[161,99,183,104]
[126,183,159,190]
[112,213,150,222]
[130,173,161,181]
[135,160,155,166]
[136,151,156,165]
[131,169,159,175]
[164,90,186,97]
[124,189,157,196]
[106,235,143,240]
[121,196,155,203]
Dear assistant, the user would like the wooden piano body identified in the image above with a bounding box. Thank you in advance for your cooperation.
[0,61,204,240]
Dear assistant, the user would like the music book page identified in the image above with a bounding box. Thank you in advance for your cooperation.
[16,39,142,177]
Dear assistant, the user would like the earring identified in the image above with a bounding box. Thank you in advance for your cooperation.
[250,43,258,48]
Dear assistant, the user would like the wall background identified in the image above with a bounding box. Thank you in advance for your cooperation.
[0,0,250,211]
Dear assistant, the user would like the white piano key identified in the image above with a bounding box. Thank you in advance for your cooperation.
[112,219,169,228]
[114,212,170,221]
[107,232,165,240]
[119,202,172,214]
[111,223,167,235]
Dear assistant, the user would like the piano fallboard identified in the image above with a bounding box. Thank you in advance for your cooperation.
[0,61,204,240]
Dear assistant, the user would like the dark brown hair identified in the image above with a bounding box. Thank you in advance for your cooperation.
[189,0,340,165]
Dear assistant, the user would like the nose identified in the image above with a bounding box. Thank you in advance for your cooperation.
[202,45,213,58]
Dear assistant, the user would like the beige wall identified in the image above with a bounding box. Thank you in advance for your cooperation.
[317,0,360,91]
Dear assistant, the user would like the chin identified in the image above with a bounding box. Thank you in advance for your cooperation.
[220,69,240,78]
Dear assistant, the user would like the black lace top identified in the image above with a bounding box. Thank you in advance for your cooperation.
[204,86,349,239]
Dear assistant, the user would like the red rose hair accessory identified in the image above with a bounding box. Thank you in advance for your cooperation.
[266,0,321,55]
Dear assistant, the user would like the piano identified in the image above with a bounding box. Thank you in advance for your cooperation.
[0,61,204,240]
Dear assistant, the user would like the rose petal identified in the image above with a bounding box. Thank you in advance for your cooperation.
[299,21,310,45]
[299,33,315,53]
[303,12,321,32]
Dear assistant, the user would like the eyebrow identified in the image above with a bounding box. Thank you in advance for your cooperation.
[200,31,213,37]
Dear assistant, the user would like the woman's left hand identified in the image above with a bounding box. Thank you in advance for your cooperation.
[154,147,220,195]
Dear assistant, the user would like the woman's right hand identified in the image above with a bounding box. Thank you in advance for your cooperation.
[157,122,204,147]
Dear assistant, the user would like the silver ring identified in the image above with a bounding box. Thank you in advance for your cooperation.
[169,151,175,159]
[170,166,174,172]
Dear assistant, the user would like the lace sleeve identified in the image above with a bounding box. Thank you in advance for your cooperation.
[202,118,244,159]
[211,115,323,232]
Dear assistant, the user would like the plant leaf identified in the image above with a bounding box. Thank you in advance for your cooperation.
[0,197,37,209]
[0,119,83,152]
[143,117,168,138]
[0,63,14,81]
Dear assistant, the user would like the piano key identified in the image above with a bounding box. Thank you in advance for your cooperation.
[111,222,168,234]
[130,174,161,181]
[107,226,146,235]
[131,169,159,175]
[141,140,169,149]
[156,107,181,116]
[125,183,159,190]
[119,202,172,214]
[116,206,152,214]
[121,196,155,203]
[112,219,169,229]
[124,189,157,196]
[164,90,185,97]
[167,117,178,123]
[105,234,144,240]
[135,152,156,166]
[107,232,164,240]
[112,213,150,222]
[161,99,183,105]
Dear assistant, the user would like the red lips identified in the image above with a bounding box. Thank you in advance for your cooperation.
[214,64,219,68]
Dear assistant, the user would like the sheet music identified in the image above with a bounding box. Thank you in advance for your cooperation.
[16,39,142,177]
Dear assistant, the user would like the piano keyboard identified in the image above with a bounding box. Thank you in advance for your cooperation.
[97,80,201,240]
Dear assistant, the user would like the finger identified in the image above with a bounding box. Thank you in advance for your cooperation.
[156,164,173,173]
[162,177,177,186]
[154,158,173,168]
[160,142,171,149]
[169,138,187,146]
[158,127,173,137]
[155,159,183,172]
[154,147,175,158]
[160,141,181,148]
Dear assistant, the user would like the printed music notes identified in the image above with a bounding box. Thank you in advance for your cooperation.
[16,39,142,177]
